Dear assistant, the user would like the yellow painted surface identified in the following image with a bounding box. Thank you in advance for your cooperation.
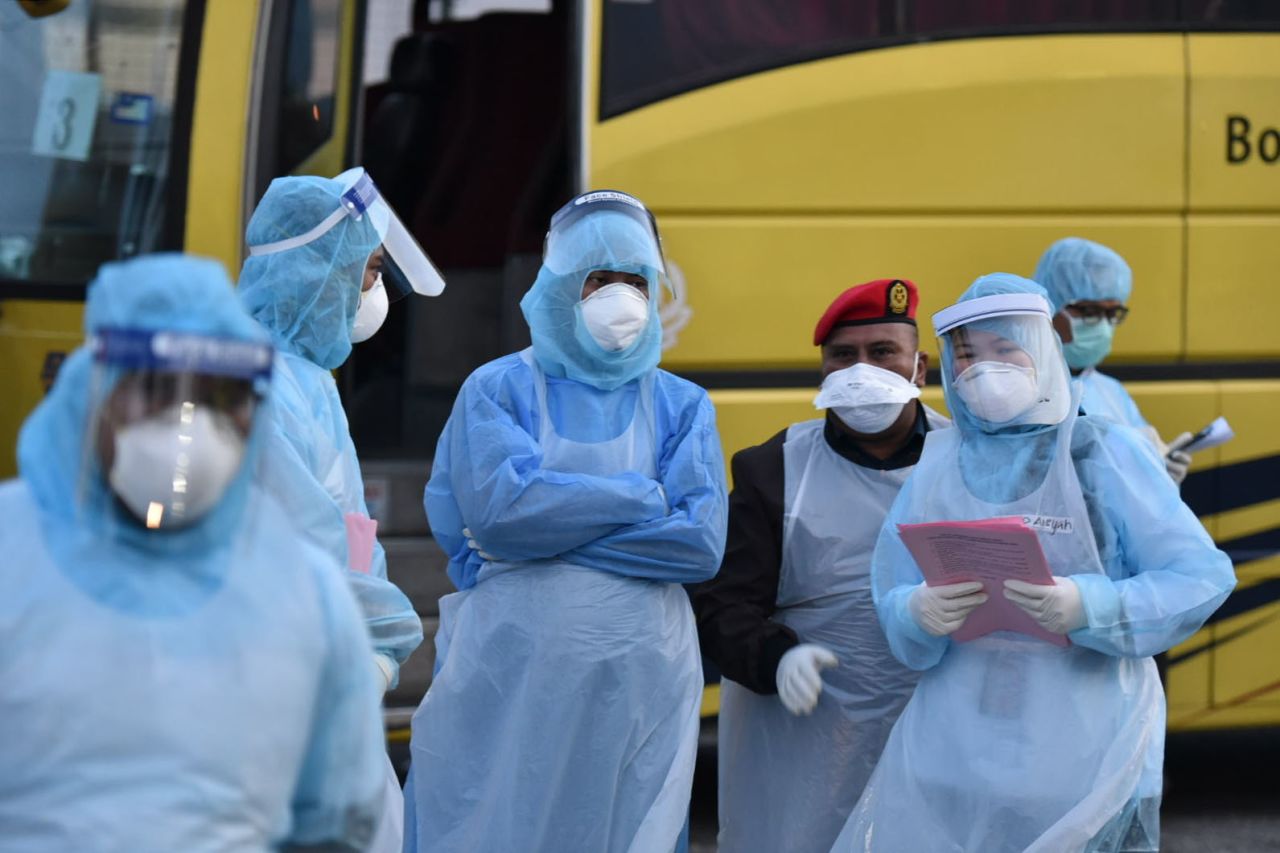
[0,301,84,479]
[183,0,260,275]
[660,216,1181,371]
[594,35,1184,212]
[700,684,721,718]
[1166,629,1213,722]
[1186,216,1280,358]
[1188,35,1280,211]
[1208,597,1280,724]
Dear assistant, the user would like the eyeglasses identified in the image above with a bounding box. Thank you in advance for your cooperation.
[1066,303,1129,326]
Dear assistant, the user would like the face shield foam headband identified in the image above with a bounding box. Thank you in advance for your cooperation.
[247,168,446,300]
[88,328,274,529]
[543,190,667,281]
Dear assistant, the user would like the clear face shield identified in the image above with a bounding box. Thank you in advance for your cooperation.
[84,328,273,530]
[543,190,667,291]
[933,293,1071,430]
[247,168,446,302]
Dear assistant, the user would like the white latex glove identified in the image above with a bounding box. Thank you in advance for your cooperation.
[908,581,988,637]
[1003,577,1086,634]
[1163,431,1193,485]
[461,527,496,561]
[775,644,839,716]
[373,653,395,694]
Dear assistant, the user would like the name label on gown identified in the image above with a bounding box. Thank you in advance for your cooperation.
[1022,514,1075,535]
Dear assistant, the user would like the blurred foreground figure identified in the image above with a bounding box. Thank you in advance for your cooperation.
[0,255,386,852]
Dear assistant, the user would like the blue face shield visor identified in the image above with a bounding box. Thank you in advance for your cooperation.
[248,168,446,302]
[543,190,666,279]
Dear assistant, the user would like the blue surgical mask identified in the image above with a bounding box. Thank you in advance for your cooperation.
[1063,316,1114,369]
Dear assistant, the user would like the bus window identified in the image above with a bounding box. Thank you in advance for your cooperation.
[0,0,192,287]
[599,0,1280,119]
[276,0,343,175]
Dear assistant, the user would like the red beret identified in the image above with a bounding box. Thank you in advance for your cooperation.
[813,278,919,345]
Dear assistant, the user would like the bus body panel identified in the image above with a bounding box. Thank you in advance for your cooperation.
[184,0,261,275]
[592,35,1185,213]
[0,301,83,479]
[655,215,1183,370]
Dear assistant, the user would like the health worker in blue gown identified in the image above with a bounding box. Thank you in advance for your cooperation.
[238,168,446,853]
[0,255,386,852]
[1035,237,1192,484]
[404,190,729,853]
[832,274,1235,853]
[239,168,446,695]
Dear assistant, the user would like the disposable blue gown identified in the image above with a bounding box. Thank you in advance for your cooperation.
[1077,367,1148,432]
[0,255,386,852]
[834,274,1235,853]
[239,175,423,682]
[406,350,727,852]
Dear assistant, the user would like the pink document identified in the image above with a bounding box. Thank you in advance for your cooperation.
[344,513,378,574]
[897,516,1068,647]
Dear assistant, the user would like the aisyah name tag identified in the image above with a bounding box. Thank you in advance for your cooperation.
[1022,514,1075,535]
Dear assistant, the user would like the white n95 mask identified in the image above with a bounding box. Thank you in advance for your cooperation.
[108,405,246,528]
[814,361,921,434]
[580,282,650,352]
[351,273,389,343]
[953,361,1040,424]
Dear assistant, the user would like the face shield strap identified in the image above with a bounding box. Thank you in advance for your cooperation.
[245,171,379,258]
[91,327,273,383]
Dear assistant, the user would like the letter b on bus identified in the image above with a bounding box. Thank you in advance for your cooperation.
[1228,115,1280,164]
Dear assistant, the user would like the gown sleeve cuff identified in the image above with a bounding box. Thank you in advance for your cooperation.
[1070,572,1121,632]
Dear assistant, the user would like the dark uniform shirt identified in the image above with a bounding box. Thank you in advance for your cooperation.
[689,402,932,694]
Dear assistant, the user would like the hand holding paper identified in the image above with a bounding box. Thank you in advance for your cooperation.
[1163,435,1191,485]
[1167,416,1234,455]
[909,581,988,637]
[897,517,1070,646]
[1004,577,1086,634]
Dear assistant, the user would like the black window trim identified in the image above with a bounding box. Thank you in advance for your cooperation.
[600,18,1280,121]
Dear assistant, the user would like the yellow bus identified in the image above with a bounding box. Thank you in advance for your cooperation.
[2,0,1278,735]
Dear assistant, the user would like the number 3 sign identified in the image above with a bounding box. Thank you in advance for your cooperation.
[32,70,101,162]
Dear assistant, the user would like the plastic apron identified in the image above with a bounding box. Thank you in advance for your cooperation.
[833,400,1164,853]
[718,411,945,853]
[406,349,701,853]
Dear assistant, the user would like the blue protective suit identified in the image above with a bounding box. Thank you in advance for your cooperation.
[239,175,423,683]
[0,255,385,852]
[405,219,728,850]
[833,274,1235,852]
[1077,367,1148,432]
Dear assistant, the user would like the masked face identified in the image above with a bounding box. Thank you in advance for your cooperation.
[1062,315,1114,370]
[815,361,921,434]
[107,403,246,529]
[351,272,388,343]
[953,361,1041,424]
[579,281,650,352]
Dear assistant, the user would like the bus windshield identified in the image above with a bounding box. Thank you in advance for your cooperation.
[0,0,193,288]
